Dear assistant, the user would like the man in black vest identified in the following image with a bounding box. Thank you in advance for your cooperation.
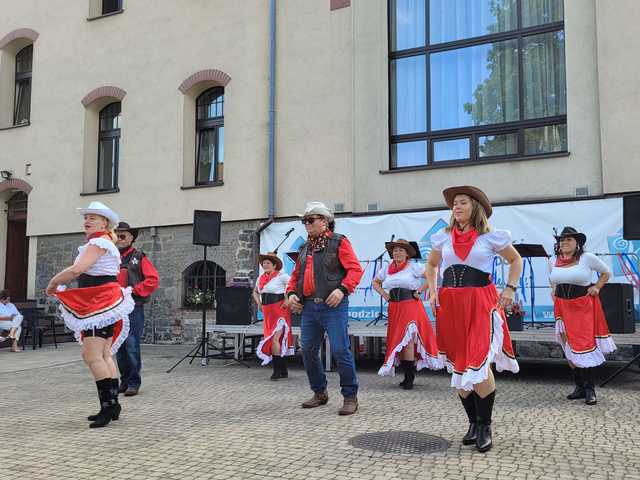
[287,202,364,415]
[115,222,159,397]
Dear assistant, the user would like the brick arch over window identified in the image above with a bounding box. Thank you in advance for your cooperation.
[0,178,33,195]
[81,86,126,107]
[0,28,39,50]
[178,69,231,94]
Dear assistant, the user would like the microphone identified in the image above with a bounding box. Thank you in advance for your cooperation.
[285,227,295,236]
[390,234,395,242]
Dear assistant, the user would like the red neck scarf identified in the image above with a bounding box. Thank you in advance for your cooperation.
[388,261,408,275]
[258,271,279,290]
[555,255,576,267]
[87,231,109,240]
[451,228,478,261]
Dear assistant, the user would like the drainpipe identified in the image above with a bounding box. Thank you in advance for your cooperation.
[267,0,277,220]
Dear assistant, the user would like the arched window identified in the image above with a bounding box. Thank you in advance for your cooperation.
[13,45,32,125]
[97,102,121,191]
[183,261,226,309]
[195,87,224,185]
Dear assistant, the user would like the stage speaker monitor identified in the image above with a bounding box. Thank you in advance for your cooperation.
[215,287,252,325]
[193,210,221,246]
[623,194,640,240]
[600,283,636,334]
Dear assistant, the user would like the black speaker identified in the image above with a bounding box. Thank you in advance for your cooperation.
[193,210,221,246]
[623,195,640,240]
[215,287,252,325]
[600,283,636,334]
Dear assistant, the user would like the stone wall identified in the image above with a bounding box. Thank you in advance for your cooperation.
[36,220,260,344]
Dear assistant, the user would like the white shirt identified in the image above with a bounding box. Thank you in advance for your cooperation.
[0,302,20,318]
[376,261,425,290]
[257,272,291,294]
[548,253,611,287]
[76,237,121,276]
[430,229,512,274]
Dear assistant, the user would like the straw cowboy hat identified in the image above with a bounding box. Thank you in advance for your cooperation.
[77,201,119,229]
[554,226,586,247]
[298,201,334,221]
[115,221,139,241]
[258,252,283,271]
[385,239,421,259]
[442,185,493,218]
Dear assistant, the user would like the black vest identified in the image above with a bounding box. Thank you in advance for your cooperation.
[121,248,150,304]
[296,233,347,300]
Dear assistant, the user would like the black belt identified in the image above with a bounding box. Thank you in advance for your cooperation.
[442,265,491,288]
[555,284,589,299]
[78,274,118,288]
[261,293,285,305]
[388,288,416,302]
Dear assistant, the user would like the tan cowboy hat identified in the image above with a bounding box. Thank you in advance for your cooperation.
[442,185,493,218]
[258,252,283,270]
[385,239,420,259]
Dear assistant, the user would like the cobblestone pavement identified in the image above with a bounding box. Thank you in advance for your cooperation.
[2,344,640,480]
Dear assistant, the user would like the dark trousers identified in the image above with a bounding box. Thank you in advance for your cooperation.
[117,304,145,389]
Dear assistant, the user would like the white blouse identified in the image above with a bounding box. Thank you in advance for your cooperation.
[430,229,512,274]
[376,261,425,290]
[75,237,121,276]
[548,253,611,287]
[257,272,291,295]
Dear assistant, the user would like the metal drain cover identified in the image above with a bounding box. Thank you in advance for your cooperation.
[349,431,450,455]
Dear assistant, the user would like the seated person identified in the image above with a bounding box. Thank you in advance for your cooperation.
[0,290,23,352]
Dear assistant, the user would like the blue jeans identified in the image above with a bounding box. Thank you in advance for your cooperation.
[117,304,144,389]
[300,299,358,398]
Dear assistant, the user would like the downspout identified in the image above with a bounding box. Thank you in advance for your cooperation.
[267,0,277,221]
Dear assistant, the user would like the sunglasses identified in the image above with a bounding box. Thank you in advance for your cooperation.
[117,234,128,240]
[301,216,324,225]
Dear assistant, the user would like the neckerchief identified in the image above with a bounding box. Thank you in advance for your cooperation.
[451,228,478,261]
[388,261,408,275]
[258,271,279,290]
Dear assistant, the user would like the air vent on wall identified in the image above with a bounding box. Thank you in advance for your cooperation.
[334,203,345,213]
[367,202,379,212]
[575,186,589,197]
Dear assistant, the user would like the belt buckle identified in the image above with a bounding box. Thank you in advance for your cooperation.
[313,297,324,304]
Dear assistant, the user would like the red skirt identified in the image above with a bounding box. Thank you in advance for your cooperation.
[436,284,519,391]
[256,300,295,365]
[56,283,134,354]
[378,299,442,376]
[554,295,616,367]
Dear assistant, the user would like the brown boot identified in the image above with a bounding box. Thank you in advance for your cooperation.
[338,396,358,416]
[301,391,329,409]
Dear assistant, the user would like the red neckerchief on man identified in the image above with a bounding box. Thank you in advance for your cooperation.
[451,227,478,261]
[258,271,279,290]
[388,260,408,275]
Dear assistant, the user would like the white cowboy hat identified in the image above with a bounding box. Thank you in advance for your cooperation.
[298,201,334,221]
[77,201,120,228]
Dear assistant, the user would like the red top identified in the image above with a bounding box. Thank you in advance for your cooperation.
[117,247,160,298]
[286,232,363,297]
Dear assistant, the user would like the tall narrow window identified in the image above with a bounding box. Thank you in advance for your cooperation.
[97,102,121,191]
[195,87,224,185]
[102,0,122,14]
[13,45,33,126]
[389,0,566,168]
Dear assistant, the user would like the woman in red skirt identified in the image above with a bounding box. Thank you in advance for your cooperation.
[426,186,522,453]
[253,252,294,380]
[549,226,614,405]
[46,201,134,428]
[373,239,442,389]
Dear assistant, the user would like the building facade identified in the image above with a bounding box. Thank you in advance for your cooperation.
[0,0,638,342]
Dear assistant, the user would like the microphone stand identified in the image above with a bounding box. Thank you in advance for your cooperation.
[366,243,392,327]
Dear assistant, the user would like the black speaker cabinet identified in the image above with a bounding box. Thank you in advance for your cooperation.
[215,287,252,325]
[193,210,222,246]
[600,283,636,334]
[623,194,640,240]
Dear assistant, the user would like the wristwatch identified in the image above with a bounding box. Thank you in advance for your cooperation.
[505,284,518,292]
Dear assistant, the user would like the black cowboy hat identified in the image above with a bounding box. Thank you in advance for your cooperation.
[115,221,139,241]
[554,226,586,246]
[385,239,421,259]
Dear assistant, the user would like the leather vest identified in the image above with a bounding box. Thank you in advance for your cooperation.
[295,233,346,300]
[121,249,150,304]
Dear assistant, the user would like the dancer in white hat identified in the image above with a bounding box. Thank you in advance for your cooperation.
[46,201,134,428]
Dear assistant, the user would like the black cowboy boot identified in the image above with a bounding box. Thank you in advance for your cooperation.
[270,356,282,380]
[475,391,495,453]
[88,378,121,422]
[584,368,597,405]
[398,361,416,390]
[459,392,478,445]
[567,368,586,400]
[279,356,289,379]
[89,378,116,428]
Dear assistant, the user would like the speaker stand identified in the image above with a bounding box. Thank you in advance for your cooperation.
[599,352,640,387]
